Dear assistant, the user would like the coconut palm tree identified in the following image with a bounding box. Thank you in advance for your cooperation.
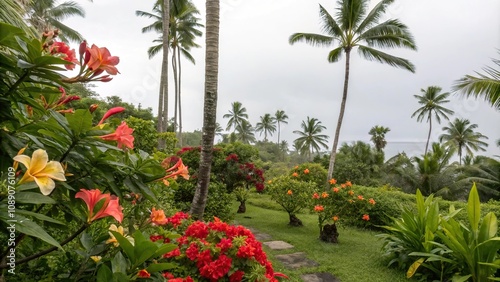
[235,120,256,144]
[223,101,249,133]
[190,0,220,219]
[289,0,417,182]
[1,0,33,33]
[25,0,85,42]
[279,140,289,161]
[411,86,454,155]
[459,156,500,200]
[453,53,500,110]
[439,118,488,165]
[275,110,288,144]
[293,117,329,161]
[368,125,390,152]
[255,113,276,142]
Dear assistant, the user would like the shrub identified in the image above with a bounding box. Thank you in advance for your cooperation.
[266,176,316,226]
[290,163,327,189]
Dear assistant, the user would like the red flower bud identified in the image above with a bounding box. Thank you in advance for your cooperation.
[97,107,126,125]
[89,104,98,113]
[79,40,87,56]
[99,75,113,82]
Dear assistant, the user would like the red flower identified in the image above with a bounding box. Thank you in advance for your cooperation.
[150,235,164,242]
[229,270,244,282]
[137,269,150,278]
[97,107,125,125]
[75,189,123,223]
[100,121,134,149]
[216,238,233,253]
[85,44,120,75]
[314,205,324,212]
[186,243,199,261]
[332,187,339,193]
[357,195,364,201]
[369,198,376,205]
[50,41,79,70]
[312,192,320,199]
[161,158,190,186]
[164,248,181,258]
[185,221,209,239]
[329,178,337,185]
[303,168,310,174]
[166,211,190,228]
[362,214,370,221]
[163,272,175,279]
[292,172,298,177]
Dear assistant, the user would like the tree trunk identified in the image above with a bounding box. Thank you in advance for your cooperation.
[237,201,246,213]
[425,112,432,155]
[190,0,220,220]
[319,223,339,243]
[178,46,183,147]
[159,0,170,148]
[288,213,303,226]
[327,48,351,186]
[172,46,178,133]
[277,121,281,144]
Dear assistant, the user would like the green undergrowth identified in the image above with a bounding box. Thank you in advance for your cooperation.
[232,200,412,282]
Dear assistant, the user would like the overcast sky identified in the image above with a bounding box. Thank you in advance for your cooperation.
[65,0,500,159]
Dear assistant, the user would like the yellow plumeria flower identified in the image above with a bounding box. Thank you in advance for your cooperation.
[90,256,102,263]
[106,224,134,247]
[13,149,66,195]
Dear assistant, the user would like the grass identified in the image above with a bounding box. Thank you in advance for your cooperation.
[232,197,412,282]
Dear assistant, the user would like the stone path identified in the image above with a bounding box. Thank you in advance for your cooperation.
[246,227,340,282]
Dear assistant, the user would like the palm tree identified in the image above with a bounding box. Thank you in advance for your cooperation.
[26,0,85,42]
[460,156,500,200]
[235,120,256,144]
[255,113,276,141]
[439,118,488,165]
[293,117,329,161]
[289,0,417,182]
[223,101,248,133]
[453,53,500,110]
[190,0,219,219]
[368,125,390,152]
[279,140,289,161]
[275,110,288,144]
[1,0,33,33]
[411,86,454,155]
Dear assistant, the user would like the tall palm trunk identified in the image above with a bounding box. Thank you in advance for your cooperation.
[158,0,170,148]
[178,46,183,147]
[172,46,179,133]
[425,112,432,155]
[327,48,351,185]
[277,122,281,144]
[190,0,219,219]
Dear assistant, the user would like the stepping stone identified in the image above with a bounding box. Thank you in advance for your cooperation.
[301,273,340,282]
[275,252,319,269]
[263,240,294,250]
[254,232,273,242]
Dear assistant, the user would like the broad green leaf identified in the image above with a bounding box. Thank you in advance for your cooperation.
[49,110,72,135]
[110,231,135,263]
[152,243,177,258]
[80,231,93,251]
[451,274,471,282]
[15,215,62,250]
[17,59,35,69]
[34,55,71,66]
[96,264,113,282]
[112,272,129,282]
[16,192,56,204]
[478,212,498,243]
[111,251,128,274]
[134,241,158,267]
[66,109,93,137]
[0,23,24,45]
[467,183,481,233]
[16,209,64,225]
[146,262,176,273]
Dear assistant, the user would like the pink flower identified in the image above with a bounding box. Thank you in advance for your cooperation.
[100,121,134,149]
[75,189,123,223]
[85,44,120,75]
[97,107,125,125]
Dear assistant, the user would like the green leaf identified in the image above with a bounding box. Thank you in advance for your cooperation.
[80,231,93,251]
[66,109,93,137]
[406,257,424,278]
[16,209,64,225]
[16,192,56,204]
[112,272,129,282]
[478,212,498,243]
[146,262,176,273]
[34,55,71,66]
[111,251,128,274]
[110,231,135,263]
[97,264,113,282]
[15,215,63,250]
[0,23,24,45]
[152,243,177,258]
[451,274,472,282]
[134,241,158,267]
[17,59,35,69]
[467,183,481,233]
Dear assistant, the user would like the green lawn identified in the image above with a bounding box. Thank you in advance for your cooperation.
[232,200,412,282]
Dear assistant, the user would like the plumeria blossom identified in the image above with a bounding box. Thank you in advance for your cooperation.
[75,189,123,223]
[100,121,134,149]
[84,44,120,75]
[50,41,79,70]
[13,149,66,195]
[106,224,134,247]
[160,158,189,186]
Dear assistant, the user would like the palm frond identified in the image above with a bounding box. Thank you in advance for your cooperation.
[318,4,344,39]
[289,33,333,47]
[356,0,394,32]
[358,19,416,50]
[50,1,85,19]
[327,46,344,63]
[50,20,84,42]
[357,45,415,72]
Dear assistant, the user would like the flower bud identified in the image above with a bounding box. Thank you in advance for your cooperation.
[89,104,98,113]
[79,40,87,56]
[99,75,113,82]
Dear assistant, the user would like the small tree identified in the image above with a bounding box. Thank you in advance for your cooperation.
[267,176,316,226]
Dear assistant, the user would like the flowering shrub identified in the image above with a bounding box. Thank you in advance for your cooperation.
[150,213,288,281]
[290,163,327,189]
[266,176,316,226]
[311,180,375,243]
